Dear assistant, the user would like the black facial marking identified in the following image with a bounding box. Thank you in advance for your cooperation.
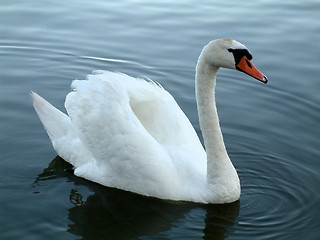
[245,59,252,68]
[228,48,253,65]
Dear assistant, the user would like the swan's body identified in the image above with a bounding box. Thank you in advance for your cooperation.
[32,39,267,204]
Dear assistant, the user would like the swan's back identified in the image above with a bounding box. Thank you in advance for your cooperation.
[32,71,207,201]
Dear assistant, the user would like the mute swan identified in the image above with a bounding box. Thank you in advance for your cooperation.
[31,39,267,204]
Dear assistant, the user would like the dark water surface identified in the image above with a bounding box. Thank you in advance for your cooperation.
[1,0,320,239]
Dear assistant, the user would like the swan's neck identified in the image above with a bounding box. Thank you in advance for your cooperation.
[195,58,236,185]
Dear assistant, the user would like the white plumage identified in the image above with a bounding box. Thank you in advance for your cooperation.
[32,39,267,203]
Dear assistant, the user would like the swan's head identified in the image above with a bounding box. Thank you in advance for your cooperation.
[200,38,268,83]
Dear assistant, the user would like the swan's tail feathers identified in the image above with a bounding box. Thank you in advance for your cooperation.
[30,91,78,163]
[31,91,95,168]
[30,91,71,141]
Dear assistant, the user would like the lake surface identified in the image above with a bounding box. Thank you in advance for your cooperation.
[1,0,320,239]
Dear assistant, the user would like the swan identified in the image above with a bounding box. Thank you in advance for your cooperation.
[31,39,267,204]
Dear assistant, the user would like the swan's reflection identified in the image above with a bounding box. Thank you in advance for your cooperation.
[36,156,239,240]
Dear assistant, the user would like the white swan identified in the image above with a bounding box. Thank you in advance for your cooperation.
[31,39,267,204]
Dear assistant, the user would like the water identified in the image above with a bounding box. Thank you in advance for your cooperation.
[1,0,319,239]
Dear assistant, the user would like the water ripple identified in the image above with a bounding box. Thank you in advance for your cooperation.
[233,152,320,238]
[0,45,150,67]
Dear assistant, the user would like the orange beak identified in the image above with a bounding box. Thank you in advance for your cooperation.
[236,56,268,84]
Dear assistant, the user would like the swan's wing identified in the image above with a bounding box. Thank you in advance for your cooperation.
[119,72,207,173]
[65,71,206,194]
